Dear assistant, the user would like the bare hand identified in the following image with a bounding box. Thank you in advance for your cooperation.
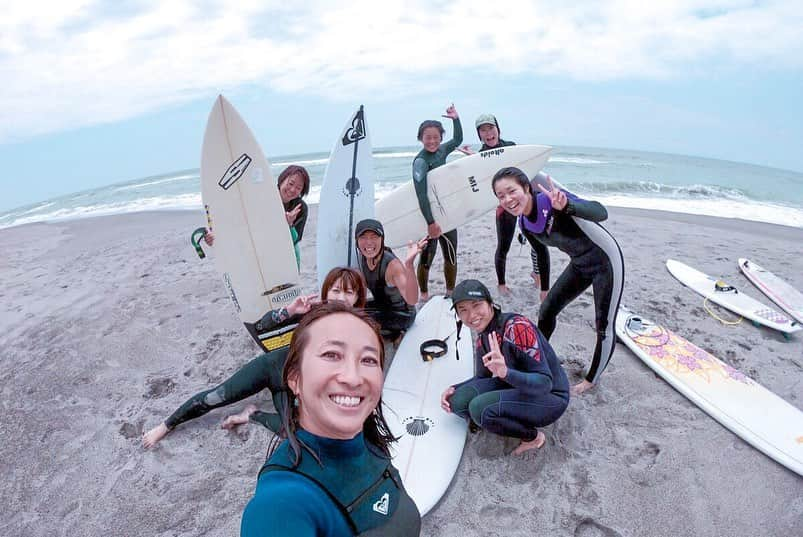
[427,222,442,239]
[285,204,302,225]
[536,175,568,211]
[405,237,428,266]
[442,103,459,120]
[457,144,475,156]
[287,293,318,316]
[203,230,215,246]
[482,332,508,379]
[441,386,456,413]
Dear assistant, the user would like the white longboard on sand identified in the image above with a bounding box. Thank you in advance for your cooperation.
[376,145,552,248]
[738,258,803,325]
[616,306,803,476]
[666,259,800,335]
[383,296,473,516]
[201,95,301,350]
[316,105,375,287]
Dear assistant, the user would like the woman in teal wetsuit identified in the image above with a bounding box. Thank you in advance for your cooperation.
[241,302,421,536]
[412,103,462,300]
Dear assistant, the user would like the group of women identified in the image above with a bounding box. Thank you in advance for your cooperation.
[142,104,624,536]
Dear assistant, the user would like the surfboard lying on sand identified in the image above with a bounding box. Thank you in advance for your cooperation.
[201,95,301,350]
[666,259,800,335]
[316,105,375,287]
[382,295,473,515]
[738,258,803,325]
[616,305,803,476]
[376,145,552,248]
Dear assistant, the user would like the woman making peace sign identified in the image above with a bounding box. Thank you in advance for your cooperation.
[491,167,625,396]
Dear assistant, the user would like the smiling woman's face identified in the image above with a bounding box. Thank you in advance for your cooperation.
[288,312,383,440]
[493,177,531,217]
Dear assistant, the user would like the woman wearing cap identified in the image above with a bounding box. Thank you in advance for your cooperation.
[142,267,368,448]
[203,165,311,267]
[412,103,463,300]
[440,279,569,455]
[354,218,426,342]
[458,114,540,294]
[241,301,421,536]
[492,167,624,396]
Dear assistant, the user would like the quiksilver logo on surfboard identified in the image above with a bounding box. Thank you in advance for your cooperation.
[218,154,251,190]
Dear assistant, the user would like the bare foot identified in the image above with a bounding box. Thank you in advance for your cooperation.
[221,404,258,430]
[497,284,511,295]
[511,430,546,455]
[571,379,595,396]
[142,423,169,449]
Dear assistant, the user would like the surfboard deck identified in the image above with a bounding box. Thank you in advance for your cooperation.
[738,258,803,325]
[382,295,474,515]
[200,95,301,350]
[666,259,800,334]
[615,305,803,476]
[376,145,552,248]
[316,106,375,287]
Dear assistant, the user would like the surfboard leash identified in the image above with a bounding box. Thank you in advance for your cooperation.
[702,298,743,325]
[191,227,208,259]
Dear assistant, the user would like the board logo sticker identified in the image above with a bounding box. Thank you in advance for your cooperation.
[266,283,301,305]
[372,493,390,516]
[218,154,251,190]
[402,416,434,436]
[342,106,366,146]
[468,176,479,192]
[223,273,241,312]
[480,147,505,158]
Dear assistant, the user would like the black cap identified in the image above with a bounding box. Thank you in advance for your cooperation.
[450,279,493,309]
[355,218,384,238]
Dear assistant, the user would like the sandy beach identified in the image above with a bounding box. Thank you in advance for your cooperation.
[1,206,801,537]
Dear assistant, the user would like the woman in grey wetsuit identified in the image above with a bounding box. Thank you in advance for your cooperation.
[492,167,625,396]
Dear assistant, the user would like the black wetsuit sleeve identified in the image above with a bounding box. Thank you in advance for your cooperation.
[563,195,607,222]
[441,117,463,155]
[255,308,302,332]
[413,157,435,225]
[291,200,308,242]
[527,236,550,290]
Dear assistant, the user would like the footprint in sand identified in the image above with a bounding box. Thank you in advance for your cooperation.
[625,440,665,486]
[144,377,175,399]
[574,518,623,537]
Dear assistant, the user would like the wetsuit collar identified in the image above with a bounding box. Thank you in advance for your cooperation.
[296,429,366,459]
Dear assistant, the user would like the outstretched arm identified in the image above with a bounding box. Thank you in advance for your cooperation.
[386,238,427,305]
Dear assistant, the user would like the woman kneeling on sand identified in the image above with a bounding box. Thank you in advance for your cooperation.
[142,267,367,448]
[441,279,570,455]
[241,302,421,536]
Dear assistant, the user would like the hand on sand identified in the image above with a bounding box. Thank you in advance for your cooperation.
[511,430,546,456]
[142,423,169,449]
[571,379,595,396]
[221,404,258,430]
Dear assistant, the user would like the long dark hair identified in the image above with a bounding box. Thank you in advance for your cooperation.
[320,267,368,308]
[277,165,310,198]
[270,302,396,465]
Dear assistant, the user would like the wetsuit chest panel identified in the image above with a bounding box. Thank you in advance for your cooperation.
[360,250,407,311]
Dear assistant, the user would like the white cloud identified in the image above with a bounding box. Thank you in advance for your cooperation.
[0,0,800,142]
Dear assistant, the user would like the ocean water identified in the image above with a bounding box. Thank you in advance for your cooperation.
[2,146,803,230]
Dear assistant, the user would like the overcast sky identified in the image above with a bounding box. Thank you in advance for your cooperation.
[2,0,802,210]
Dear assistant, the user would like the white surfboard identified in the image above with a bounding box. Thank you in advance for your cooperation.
[316,106,375,287]
[382,296,474,515]
[738,258,803,325]
[201,95,301,350]
[376,145,552,248]
[616,306,803,476]
[666,259,801,334]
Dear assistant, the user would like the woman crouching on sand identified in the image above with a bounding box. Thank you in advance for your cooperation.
[142,267,367,448]
[241,302,421,536]
[440,279,569,455]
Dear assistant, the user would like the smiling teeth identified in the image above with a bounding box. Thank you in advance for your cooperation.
[331,395,361,407]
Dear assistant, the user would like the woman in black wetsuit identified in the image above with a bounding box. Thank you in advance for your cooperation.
[492,167,625,396]
[142,267,367,448]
